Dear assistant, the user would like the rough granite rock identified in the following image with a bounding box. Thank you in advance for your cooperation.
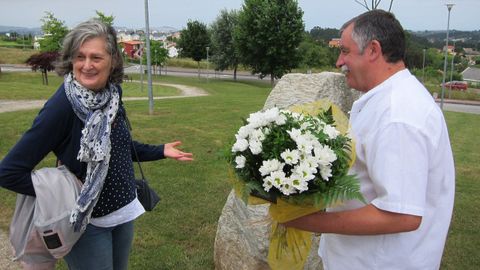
[214,72,361,270]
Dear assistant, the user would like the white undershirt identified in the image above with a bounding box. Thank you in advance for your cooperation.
[90,197,145,227]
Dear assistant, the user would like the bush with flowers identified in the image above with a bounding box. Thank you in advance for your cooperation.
[229,105,364,207]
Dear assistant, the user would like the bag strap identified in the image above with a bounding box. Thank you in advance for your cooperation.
[124,112,146,181]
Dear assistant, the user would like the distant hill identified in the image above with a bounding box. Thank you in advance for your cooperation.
[308,26,480,51]
[0,26,42,35]
[413,30,480,43]
[114,26,179,34]
[412,30,480,50]
[0,25,179,36]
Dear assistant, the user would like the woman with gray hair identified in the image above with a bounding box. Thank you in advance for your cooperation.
[0,19,193,269]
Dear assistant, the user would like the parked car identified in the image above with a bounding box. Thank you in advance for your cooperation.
[440,81,468,91]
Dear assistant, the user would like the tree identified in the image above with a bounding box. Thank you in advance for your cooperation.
[210,9,241,80]
[95,10,115,26]
[355,0,394,11]
[26,51,60,85]
[235,0,304,85]
[142,40,168,75]
[39,12,68,52]
[177,20,210,77]
[298,34,336,69]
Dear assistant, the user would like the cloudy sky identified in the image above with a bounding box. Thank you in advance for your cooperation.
[0,0,479,31]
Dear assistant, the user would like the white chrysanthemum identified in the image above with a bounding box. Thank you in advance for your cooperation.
[280,149,300,165]
[235,155,246,169]
[247,111,267,128]
[263,177,274,192]
[236,125,253,140]
[249,139,262,155]
[294,162,315,181]
[279,177,297,196]
[304,155,319,173]
[232,138,248,152]
[269,170,286,189]
[290,112,303,121]
[287,128,302,140]
[314,145,337,166]
[263,127,271,136]
[300,122,311,131]
[275,113,287,125]
[250,128,266,142]
[323,124,340,139]
[295,136,314,154]
[289,173,309,193]
[320,165,333,181]
[259,159,284,176]
[263,107,280,123]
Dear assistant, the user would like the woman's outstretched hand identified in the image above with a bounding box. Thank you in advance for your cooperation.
[164,141,194,161]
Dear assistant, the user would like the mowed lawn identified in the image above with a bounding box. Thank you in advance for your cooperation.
[0,73,478,269]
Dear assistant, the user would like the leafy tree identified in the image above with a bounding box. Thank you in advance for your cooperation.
[309,27,340,44]
[210,9,241,80]
[26,51,60,85]
[355,0,394,11]
[177,20,210,77]
[142,40,168,75]
[39,12,68,52]
[95,10,115,26]
[298,35,334,69]
[235,0,304,85]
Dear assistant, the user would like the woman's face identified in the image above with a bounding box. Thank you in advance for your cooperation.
[73,37,112,91]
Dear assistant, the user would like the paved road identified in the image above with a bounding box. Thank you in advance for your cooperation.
[123,64,264,81]
[0,81,208,113]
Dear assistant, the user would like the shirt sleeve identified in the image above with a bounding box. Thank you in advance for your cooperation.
[131,141,165,161]
[0,89,73,196]
[367,122,429,216]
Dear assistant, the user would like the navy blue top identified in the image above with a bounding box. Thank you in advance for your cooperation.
[0,84,165,216]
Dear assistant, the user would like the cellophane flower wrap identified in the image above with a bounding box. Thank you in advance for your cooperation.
[228,100,365,270]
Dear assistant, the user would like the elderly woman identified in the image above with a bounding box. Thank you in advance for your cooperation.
[0,19,192,269]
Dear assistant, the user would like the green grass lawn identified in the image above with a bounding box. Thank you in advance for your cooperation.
[0,74,478,269]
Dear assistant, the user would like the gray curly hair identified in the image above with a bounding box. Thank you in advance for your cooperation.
[55,19,123,84]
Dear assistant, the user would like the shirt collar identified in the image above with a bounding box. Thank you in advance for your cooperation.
[350,69,410,114]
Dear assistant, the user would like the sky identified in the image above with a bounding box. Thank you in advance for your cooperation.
[0,0,479,32]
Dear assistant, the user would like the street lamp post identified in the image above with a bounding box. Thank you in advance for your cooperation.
[144,0,154,115]
[440,3,454,110]
[448,40,456,98]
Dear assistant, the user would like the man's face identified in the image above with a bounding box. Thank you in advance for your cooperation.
[336,24,370,92]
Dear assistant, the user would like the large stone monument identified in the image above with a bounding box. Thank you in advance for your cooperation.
[214,72,362,270]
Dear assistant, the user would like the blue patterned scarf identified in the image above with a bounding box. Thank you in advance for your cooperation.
[64,73,120,232]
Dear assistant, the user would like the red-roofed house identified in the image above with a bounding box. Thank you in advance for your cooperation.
[120,40,143,59]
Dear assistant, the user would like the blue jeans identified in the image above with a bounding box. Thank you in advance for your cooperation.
[64,221,134,270]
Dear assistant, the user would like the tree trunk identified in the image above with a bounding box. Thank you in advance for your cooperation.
[44,70,49,85]
[270,74,274,86]
[233,66,237,81]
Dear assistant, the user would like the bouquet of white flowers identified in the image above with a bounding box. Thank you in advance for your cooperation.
[228,101,365,270]
[230,104,363,207]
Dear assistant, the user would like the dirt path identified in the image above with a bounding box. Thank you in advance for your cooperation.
[0,82,208,113]
[0,229,20,269]
[0,82,207,268]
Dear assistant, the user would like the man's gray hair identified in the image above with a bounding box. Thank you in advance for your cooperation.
[340,10,405,63]
[56,19,124,84]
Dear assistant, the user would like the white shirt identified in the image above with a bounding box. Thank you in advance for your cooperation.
[319,69,455,270]
[90,197,145,227]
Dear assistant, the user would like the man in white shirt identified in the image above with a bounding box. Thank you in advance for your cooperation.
[284,10,455,270]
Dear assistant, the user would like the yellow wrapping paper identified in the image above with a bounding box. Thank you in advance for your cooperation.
[232,100,355,270]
